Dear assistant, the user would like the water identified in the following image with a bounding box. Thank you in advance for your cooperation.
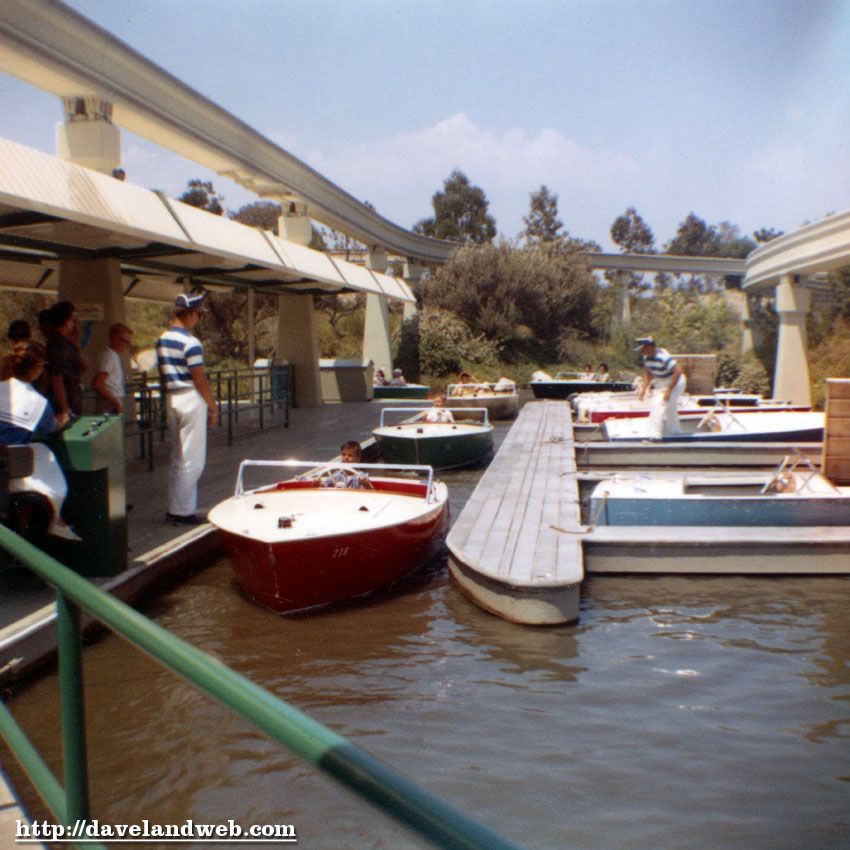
[4,424,850,849]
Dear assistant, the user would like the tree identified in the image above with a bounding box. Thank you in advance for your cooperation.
[229,200,281,232]
[753,227,784,244]
[179,179,224,215]
[424,242,598,352]
[522,185,563,245]
[610,207,655,254]
[665,213,756,290]
[414,170,496,244]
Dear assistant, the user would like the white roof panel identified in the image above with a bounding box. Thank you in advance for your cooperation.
[329,256,385,297]
[0,138,189,244]
[167,199,285,269]
[375,272,415,302]
[269,236,348,287]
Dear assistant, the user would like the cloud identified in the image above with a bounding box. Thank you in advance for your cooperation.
[272,113,642,240]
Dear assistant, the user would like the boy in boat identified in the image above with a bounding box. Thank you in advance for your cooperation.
[450,371,481,397]
[421,392,454,424]
[318,440,374,489]
[390,368,407,387]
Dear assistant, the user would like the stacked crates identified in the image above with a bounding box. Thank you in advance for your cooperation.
[823,378,850,484]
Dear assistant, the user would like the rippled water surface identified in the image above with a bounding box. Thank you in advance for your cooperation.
[5,423,850,849]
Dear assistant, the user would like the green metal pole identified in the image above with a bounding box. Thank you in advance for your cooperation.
[0,699,66,819]
[56,592,90,824]
[0,528,525,850]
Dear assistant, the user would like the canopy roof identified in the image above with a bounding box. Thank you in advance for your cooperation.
[0,138,415,303]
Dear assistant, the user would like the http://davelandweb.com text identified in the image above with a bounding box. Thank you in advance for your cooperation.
[15,818,298,843]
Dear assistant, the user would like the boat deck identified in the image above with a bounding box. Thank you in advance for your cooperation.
[447,400,583,625]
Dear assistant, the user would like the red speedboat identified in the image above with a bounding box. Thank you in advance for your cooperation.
[208,460,449,614]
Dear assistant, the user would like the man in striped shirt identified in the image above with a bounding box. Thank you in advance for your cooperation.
[156,293,217,525]
[635,336,685,439]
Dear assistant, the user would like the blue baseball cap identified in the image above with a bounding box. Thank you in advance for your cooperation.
[634,336,654,351]
[174,293,207,312]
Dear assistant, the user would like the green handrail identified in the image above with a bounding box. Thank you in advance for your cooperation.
[0,525,525,850]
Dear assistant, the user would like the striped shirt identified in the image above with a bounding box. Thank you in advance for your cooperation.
[156,326,204,390]
[643,347,677,380]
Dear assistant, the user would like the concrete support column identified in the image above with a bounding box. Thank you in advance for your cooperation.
[773,275,811,406]
[274,206,321,406]
[56,96,121,175]
[278,198,313,246]
[57,257,126,394]
[275,293,322,408]
[402,260,424,321]
[740,293,755,354]
[613,270,630,328]
[362,247,393,378]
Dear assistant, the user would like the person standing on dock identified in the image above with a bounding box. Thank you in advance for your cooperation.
[156,293,217,525]
[92,323,134,415]
[635,336,684,439]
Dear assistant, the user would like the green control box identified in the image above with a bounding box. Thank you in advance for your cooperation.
[45,415,127,577]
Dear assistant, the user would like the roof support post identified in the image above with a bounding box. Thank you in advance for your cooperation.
[275,292,322,408]
[56,96,121,175]
[613,270,630,328]
[773,274,811,406]
[57,256,129,413]
[363,248,393,379]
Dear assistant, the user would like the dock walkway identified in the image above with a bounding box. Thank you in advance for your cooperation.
[447,401,583,625]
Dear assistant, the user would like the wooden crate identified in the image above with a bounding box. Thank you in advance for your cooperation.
[674,354,716,395]
[823,379,850,483]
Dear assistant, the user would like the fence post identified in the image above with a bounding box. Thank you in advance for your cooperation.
[56,592,90,824]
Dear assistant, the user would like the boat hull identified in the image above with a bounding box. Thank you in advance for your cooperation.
[448,393,519,419]
[601,411,825,443]
[590,471,850,527]
[211,481,449,613]
[374,423,493,469]
[373,384,430,399]
[531,380,633,399]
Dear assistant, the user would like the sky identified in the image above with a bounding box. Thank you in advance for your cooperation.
[1,0,848,251]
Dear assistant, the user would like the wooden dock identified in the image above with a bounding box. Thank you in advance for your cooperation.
[447,401,584,625]
[449,400,850,626]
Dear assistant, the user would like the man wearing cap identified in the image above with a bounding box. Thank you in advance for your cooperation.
[156,293,217,525]
[635,336,684,439]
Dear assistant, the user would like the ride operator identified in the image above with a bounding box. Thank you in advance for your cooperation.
[635,336,685,439]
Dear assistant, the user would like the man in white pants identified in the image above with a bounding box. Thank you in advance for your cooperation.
[156,294,217,524]
[635,336,685,439]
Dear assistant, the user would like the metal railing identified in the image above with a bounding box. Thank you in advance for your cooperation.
[118,364,290,469]
[0,526,524,850]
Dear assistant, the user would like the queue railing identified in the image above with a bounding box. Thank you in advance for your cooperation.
[0,526,524,850]
[118,364,290,469]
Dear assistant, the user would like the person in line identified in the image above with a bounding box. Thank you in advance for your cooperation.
[390,368,407,387]
[156,293,217,525]
[0,341,81,541]
[0,320,32,381]
[635,336,685,439]
[374,369,389,387]
[421,392,454,424]
[318,440,373,489]
[92,323,134,415]
[597,363,611,383]
[45,301,88,424]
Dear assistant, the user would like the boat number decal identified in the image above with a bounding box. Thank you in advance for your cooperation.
[332,546,349,558]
